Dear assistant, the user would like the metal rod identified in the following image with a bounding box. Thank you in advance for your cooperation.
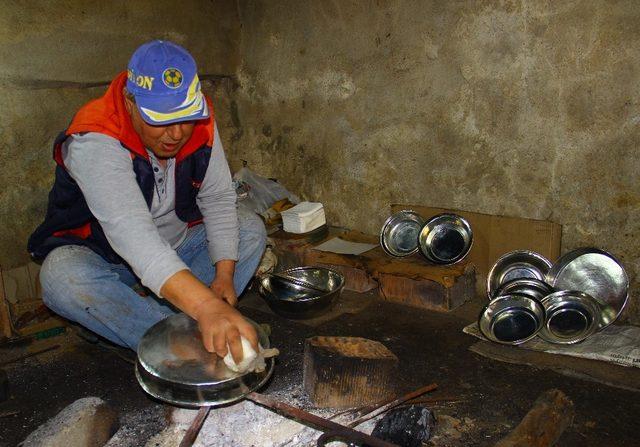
[347,382,438,427]
[246,392,398,447]
[268,273,329,293]
[178,405,211,447]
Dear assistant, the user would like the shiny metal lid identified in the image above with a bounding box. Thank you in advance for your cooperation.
[545,248,628,329]
[135,313,274,407]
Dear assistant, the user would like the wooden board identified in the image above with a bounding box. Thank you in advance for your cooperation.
[0,271,13,337]
[469,340,640,392]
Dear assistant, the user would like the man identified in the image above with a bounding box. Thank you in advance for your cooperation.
[28,40,265,363]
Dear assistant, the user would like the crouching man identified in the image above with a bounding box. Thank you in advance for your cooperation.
[28,40,265,363]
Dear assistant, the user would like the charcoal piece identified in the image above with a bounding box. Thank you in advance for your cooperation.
[371,405,436,447]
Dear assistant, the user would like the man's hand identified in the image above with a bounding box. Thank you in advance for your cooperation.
[210,259,238,307]
[192,297,258,362]
[160,269,257,363]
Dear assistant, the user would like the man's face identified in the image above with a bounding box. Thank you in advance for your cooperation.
[124,93,195,159]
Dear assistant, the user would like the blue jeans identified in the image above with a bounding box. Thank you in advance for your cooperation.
[39,208,266,350]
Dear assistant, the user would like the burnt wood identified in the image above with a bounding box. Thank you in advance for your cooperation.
[495,389,574,447]
[303,336,399,408]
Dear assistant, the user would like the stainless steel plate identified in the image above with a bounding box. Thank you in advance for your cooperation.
[545,248,628,328]
[538,291,599,344]
[380,210,425,257]
[478,294,545,345]
[136,313,274,408]
[492,278,554,302]
[418,213,473,265]
[487,251,553,299]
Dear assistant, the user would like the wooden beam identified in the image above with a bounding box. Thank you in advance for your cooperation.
[0,270,13,338]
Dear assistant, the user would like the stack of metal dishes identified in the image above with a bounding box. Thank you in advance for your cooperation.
[380,210,473,265]
[479,248,628,346]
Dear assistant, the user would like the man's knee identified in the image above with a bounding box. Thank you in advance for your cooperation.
[41,246,78,291]
[40,246,105,297]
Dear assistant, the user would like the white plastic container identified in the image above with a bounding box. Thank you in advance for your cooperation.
[281,201,326,233]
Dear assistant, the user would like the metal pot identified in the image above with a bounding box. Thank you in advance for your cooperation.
[258,266,345,319]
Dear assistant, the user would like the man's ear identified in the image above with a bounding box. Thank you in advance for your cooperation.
[122,88,134,115]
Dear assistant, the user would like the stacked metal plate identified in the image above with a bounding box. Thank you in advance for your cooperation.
[480,248,628,345]
[545,248,626,331]
[380,210,473,265]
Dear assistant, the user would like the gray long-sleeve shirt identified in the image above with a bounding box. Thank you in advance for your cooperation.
[61,121,239,296]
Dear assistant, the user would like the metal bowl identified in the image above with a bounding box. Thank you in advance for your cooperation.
[545,248,629,329]
[380,210,425,257]
[538,291,600,344]
[258,266,345,319]
[418,213,473,264]
[492,278,555,302]
[478,294,546,345]
[487,250,553,299]
[136,313,274,408]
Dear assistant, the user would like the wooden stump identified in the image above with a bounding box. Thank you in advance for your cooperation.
[303,336,399,408]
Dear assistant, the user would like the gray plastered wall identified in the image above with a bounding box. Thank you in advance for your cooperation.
[0,0,240,272]
[228,0,640,324]
[2,0,639,324]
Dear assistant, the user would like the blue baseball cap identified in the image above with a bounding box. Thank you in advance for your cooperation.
[126,40,209,125]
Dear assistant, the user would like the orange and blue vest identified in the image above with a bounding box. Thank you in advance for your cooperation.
[28,72,215,263]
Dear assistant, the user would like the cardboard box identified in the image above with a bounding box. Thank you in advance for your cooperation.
[0,262,64,337]
[391,204,562,296]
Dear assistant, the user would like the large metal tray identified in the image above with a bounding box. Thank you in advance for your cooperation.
[135,313,274,408]
[545,248,628,328]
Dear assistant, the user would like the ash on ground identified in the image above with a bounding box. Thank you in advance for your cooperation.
[105,404,168,447]
[147,382,379,447]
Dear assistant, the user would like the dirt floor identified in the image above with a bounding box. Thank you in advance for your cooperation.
[1,289,639,446]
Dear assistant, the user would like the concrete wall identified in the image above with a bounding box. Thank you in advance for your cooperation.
[0,0,240,269]
[3,1,639,324]
[230,0,640,323]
